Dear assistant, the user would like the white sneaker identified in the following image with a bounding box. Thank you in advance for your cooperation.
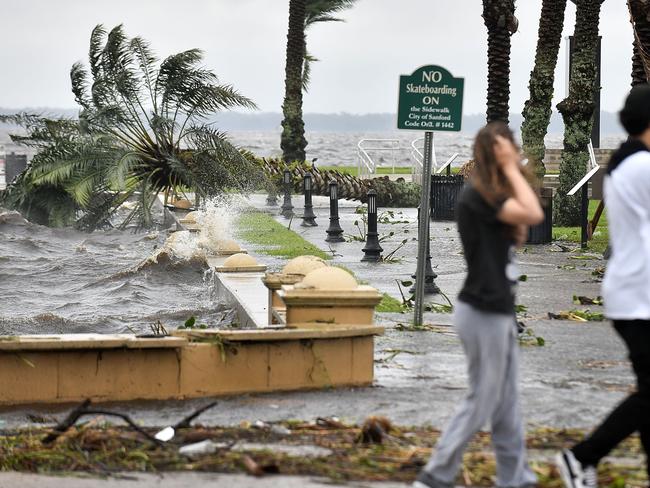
[556,449,598,488]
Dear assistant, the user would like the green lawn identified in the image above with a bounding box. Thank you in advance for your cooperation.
[552,200,608,253]
[236,211,330,260]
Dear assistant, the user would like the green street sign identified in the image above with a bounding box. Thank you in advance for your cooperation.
[397,65,464,131]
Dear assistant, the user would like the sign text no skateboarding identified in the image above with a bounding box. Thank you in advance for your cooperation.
[397,65,464,131]
[397,64,463,328]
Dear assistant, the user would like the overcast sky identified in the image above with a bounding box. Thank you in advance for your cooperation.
[0,0,634,115]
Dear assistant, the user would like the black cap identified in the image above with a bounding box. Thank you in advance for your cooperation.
[619,84,650,136]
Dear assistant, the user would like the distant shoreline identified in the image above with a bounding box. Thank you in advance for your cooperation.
[1,108,625,135]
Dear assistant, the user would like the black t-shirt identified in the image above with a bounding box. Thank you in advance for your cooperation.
[456,185,518,314]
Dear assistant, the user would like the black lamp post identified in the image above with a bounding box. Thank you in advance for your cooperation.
[301,172,317,227]
[361,189,383,262]
[410,206,440,295]
[281,169,294,219]
[325,180,345,242]
[266,184,278,207]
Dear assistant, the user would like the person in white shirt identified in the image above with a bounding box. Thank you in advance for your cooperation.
[557,85,650,488]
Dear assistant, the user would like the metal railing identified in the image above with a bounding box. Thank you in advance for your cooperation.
[357,139,400,179]
[410,137,424,184]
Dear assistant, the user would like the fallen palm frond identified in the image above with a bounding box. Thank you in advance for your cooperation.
[548,309,605,322]
[0,421,645,486]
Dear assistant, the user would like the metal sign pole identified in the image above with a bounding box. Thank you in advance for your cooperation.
[414,131,434,327]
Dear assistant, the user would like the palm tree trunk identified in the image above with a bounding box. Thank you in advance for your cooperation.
[281,0,308,163]
[521,0,568,180]
[632,41,647,86]
[628,0,650,84]
[554,0,602,226]
[483,0,517,123]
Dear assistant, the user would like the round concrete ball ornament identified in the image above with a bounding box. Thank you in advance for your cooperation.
[301,267,358,290]
[216,239,242,252]
[223,253,258,267]
[183,211,199,223]
[173,199,192,209]
[282,255,328,276]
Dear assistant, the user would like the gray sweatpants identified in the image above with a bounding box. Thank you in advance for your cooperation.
[422,301,537,487]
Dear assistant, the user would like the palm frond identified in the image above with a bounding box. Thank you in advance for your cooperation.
[302,52,318,92]
[71,62,91,109]
[305,0,356,26]
[89,24,107,79]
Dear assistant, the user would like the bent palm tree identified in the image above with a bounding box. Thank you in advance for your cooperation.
[2,25,262,229]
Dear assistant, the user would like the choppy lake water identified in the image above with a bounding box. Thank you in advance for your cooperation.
[229,130,627,167]
[0,209,233,335]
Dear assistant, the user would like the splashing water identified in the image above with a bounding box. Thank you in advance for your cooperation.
[0,205,236,336]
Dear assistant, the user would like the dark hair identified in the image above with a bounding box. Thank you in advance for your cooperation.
[471,122,521,205]
[619,84,650,136]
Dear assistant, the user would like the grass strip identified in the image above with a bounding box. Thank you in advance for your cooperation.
[236,211,330,260]
[552,200,608,254]
[0,424,644,486]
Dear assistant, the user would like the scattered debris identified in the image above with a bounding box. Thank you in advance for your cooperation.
[43,400,218,446]
[154,426,175,442]
[517,323,546,347]
[241,454,279,476]
[42,399,161,446]
[2,422,646,486]
[359,416,393,444]
[592,266,605,279]
[558,264,576,270]
[26,414,57,424]
[179,439,222,457]
[515,304,528,315]
[149,320,168,336]
[553,243,577,252]
[572,295,603,306]
[548,309,605,322]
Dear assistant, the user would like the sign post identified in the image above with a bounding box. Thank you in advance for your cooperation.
[397,65,464,327]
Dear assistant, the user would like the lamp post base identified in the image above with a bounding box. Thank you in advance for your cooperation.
[361,233,383,262]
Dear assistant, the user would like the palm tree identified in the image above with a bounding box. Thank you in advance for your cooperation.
[280,0,357,163]
[521,0,568,180]
[302,0,356,91]
[1,25,262,229]
[482,0,518,123]
[281,0,308,163]
[554,0,603,226]
[628,0,650,85]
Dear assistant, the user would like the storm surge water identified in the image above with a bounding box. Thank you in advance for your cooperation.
[0,201,243,336]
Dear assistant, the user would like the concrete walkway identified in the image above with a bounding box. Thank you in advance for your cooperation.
[0,472,413,488]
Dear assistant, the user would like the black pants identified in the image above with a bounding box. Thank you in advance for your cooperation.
[573,320,650,477]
